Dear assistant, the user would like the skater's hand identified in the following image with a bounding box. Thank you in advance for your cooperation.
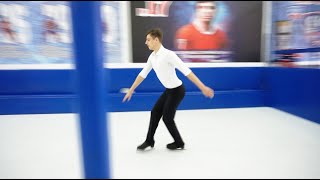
[122,90,134,102]
[201,86,214,99]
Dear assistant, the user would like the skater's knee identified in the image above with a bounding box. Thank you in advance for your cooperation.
[151,109,161,117]
[162,114,174,124]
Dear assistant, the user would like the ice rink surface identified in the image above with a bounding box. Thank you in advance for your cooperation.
[0,107,320,179]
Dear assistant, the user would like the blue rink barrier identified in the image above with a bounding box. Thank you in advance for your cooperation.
[0,67,265,112]
[264,67,320,124]
[0,66,319,124]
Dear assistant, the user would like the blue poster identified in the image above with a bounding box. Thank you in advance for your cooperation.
[272,1,320,64]
[0,1,123,65]
[101,1,123,63]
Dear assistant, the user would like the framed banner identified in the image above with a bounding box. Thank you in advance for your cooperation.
[130,1,263,63]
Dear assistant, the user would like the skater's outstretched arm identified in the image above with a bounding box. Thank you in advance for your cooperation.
[122,75,145,102]
[187,72,214,99]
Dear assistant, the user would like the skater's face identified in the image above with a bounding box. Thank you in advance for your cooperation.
[145,34,159,50]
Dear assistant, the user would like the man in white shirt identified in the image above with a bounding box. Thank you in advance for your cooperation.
[123,28,214,150]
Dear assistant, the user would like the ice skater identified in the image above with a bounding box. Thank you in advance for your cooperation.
[123,28,214,150]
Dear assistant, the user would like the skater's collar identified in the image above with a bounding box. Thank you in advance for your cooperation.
[153,45,166,56]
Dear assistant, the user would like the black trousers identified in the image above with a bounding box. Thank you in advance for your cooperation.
[146,84,185,145]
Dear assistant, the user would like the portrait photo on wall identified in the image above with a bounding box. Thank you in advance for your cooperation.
[131,1,263,63]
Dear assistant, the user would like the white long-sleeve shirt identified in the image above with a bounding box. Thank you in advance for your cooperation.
[139,45,192,89]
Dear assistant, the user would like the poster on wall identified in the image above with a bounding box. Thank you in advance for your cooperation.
[0,1,74,64]
[272,1,320,66]
[130,1,263,63]
[101,1,125,63]
[0,1,124,66]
